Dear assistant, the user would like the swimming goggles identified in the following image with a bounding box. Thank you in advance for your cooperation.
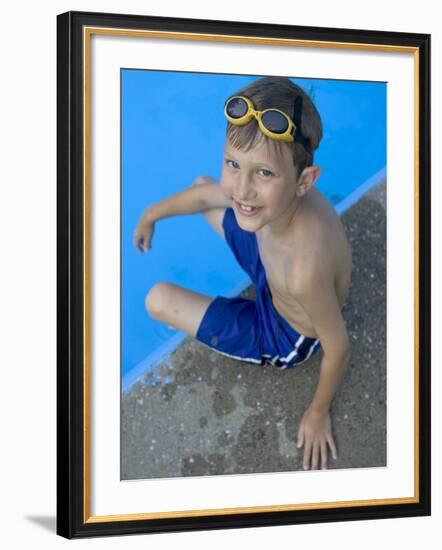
[224,95,311,148]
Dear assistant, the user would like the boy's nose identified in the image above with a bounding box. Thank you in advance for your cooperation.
[235,176,256,201]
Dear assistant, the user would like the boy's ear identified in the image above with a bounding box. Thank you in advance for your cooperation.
[295,165,321,197]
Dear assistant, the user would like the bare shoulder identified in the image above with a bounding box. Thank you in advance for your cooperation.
[287,246,333,300]
[288,190,351,299]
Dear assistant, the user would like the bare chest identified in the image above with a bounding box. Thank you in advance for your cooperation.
[256,226,351,338]
[256,237,313,332]
[257,240,291,295]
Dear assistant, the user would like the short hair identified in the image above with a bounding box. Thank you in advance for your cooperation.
[225,76,323,173]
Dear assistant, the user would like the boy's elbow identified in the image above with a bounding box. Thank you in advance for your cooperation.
[326,337,350,368]
[191,176,216,210]
[342,344,351,368]
[339,335,351,368]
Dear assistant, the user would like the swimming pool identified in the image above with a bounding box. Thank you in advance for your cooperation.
[122,71,386,392]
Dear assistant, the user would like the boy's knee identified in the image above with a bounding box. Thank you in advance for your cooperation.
[145,282,172,318]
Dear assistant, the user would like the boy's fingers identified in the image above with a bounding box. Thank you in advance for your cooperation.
[327,435,338,460]
[311,443,320,470]
[303,440,312,470]
[133,233,142,250]
[297,431,304,448]
[321,442,328,470]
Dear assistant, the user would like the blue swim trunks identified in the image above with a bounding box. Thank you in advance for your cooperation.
[195,208,321,369]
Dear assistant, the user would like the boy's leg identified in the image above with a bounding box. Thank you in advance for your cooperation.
[145,282,214,338]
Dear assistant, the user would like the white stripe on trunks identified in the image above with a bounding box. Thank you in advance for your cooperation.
[287,339,320,366]
[263,334,310,369]
[278,336,319,369]
[197,339,262,364]
[197,336,319,368]
[262,354,280,367]
[280,334,305,364]
[303,339,320,361]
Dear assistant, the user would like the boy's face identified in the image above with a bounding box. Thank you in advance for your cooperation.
[220,138,301,234]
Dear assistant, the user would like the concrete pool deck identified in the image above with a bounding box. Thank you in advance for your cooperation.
[121,181,386,479]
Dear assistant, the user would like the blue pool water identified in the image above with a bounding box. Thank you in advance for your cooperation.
[122,71,386,392]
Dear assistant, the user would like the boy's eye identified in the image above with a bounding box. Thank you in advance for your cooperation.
[225,159,239,169]
[258,168,273,177]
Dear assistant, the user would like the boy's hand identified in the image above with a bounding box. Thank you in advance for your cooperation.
[297,407,337,470]
[133,210,156,253]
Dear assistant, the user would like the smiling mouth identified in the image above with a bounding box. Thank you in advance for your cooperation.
[234,201,262,216]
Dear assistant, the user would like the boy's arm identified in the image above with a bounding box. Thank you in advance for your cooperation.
[290,269,350,470]
[134,178,232,251]
[145,178,231,222]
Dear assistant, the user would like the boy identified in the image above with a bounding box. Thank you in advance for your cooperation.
[133,77,352,471]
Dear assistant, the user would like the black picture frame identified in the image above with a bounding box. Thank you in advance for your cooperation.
[57,10,431,539]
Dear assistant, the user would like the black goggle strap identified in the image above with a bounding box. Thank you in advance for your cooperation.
[292,95,312,151]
